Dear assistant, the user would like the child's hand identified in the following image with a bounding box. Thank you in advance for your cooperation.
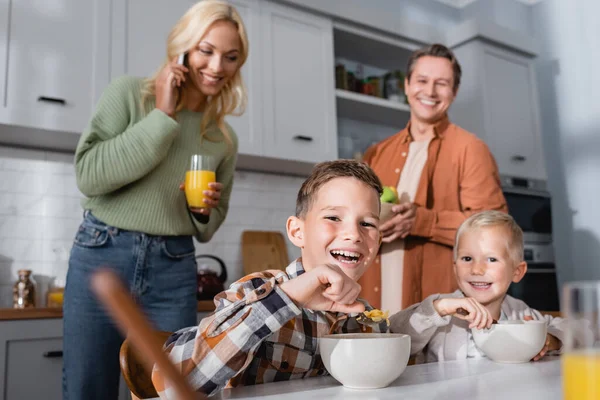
[433,297,494,329]
[279,264,365,314]
[523,315,562,361]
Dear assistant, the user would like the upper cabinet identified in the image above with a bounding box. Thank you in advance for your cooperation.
[111,0,335,165]
[260,1,337,163]
[0,0,110,134]
[449,39,546,180]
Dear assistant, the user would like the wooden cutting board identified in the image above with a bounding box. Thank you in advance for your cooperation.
[242,231,290,275]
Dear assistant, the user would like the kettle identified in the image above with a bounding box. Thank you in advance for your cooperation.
[196,255,228,301]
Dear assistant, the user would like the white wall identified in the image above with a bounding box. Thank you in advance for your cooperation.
[0,146,302,308]
[531,0,600,283]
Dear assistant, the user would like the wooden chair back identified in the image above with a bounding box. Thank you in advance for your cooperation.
[119,331,174,399]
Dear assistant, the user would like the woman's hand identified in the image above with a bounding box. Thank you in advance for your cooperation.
[179,182,223,216]
[379,203,417,243]
[155,57,189,118]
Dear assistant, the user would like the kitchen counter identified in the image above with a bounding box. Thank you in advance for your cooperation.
[213,357,562,400]
[0,300,216,321]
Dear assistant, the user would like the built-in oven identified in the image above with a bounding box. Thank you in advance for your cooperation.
[501,175,559,311]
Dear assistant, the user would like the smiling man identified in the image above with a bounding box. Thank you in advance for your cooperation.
[359,44,508,314]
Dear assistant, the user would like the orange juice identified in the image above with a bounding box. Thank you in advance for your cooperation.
[563,350,600,399]
[185,170,216,208]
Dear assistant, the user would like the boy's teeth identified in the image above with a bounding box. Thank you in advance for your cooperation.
[331,250,360,257]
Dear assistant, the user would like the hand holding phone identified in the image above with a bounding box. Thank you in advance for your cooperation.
[155,53,188,118]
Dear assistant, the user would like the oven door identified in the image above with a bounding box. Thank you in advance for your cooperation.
[507,262,559,311]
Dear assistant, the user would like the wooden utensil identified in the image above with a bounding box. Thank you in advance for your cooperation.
[90,268,203,400]
[241,231,289,275]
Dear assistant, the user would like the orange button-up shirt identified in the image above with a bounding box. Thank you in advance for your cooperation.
[359,117,507,309]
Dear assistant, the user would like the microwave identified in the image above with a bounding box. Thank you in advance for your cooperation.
[500,175,552,244]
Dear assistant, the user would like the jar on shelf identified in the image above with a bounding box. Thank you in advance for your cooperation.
[46,278,65,308]
[13,269,36,308]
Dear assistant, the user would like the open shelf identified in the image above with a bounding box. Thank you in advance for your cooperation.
[333,22,418,72]
[335,89,410,126]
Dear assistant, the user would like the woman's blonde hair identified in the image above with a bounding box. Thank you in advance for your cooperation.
[141,0,248,145]
[454,210,524,265]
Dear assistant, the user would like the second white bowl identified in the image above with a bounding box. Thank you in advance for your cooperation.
[472,320,547,363]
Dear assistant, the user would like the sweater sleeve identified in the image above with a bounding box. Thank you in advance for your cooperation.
[75,76,180,197]
[191,124,238,242]
[410,138,507,246]
[152,270,302,398]
[389,294,451,356]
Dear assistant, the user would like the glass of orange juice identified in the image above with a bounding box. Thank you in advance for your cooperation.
[185,154,216,209]
[562,281,600,400]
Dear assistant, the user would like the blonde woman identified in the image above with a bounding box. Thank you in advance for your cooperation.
[62,1,248,398]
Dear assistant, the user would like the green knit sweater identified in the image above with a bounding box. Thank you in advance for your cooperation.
[74,76,238,242]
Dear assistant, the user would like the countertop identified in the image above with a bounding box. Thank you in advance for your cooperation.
[0,300,216,321]
[213,357,562,400]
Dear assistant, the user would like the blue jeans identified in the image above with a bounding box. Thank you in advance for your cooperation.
[62,212,198,400]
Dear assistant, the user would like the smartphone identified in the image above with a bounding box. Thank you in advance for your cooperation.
[177,52,187,66]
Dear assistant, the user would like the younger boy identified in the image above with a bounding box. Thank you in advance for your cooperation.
[153,160,387,398]
[390,210,567,363]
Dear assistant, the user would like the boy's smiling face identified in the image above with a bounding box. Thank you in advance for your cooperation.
[454,226,527,311]
[287,177,381,281]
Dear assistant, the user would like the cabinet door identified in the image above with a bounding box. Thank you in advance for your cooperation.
[225,0,262,156]
[480,45,546,180]
[2,0,110,133]
[5,338,62,400]
[261,1,337,163]
[114,0,262,156]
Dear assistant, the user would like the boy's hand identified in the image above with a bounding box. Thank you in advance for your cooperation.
[433,297,494,330]
[279,264,365,314]
[523,315,562,361]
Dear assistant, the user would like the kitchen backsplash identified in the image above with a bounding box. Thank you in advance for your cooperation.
[0,145,303,308]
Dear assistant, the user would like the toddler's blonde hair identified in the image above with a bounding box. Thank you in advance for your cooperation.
[454,210,524,265]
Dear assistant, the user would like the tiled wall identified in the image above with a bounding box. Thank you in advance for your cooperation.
[0,146,302,308]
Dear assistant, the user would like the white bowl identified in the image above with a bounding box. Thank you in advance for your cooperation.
[319,333,410,389]
[472,320,547,363]
[380,202,395,223]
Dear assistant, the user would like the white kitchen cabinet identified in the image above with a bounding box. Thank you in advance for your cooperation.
[0,0,110,134]
[261,1,337,163]
[449,40,546,180]
[112,0,263,157]
[0,318,142,400]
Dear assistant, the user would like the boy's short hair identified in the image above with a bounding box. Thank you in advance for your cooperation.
[454,210,524,264]
[295,160,383,218]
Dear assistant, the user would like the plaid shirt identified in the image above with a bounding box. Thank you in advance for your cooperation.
[152,259,388,398]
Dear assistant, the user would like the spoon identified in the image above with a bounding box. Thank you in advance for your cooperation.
[456,307,498,325]
[328,310,390,334]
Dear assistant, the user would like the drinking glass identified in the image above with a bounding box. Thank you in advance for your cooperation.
[562,281,600,400]
[184,154,216,208]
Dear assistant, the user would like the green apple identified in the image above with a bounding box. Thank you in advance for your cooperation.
[380,186,398,203]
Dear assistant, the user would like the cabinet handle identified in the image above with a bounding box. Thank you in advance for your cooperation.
[293,135,313,142]
[511,155,526,162]
[43,351,63,358]
[37,96,66,106]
